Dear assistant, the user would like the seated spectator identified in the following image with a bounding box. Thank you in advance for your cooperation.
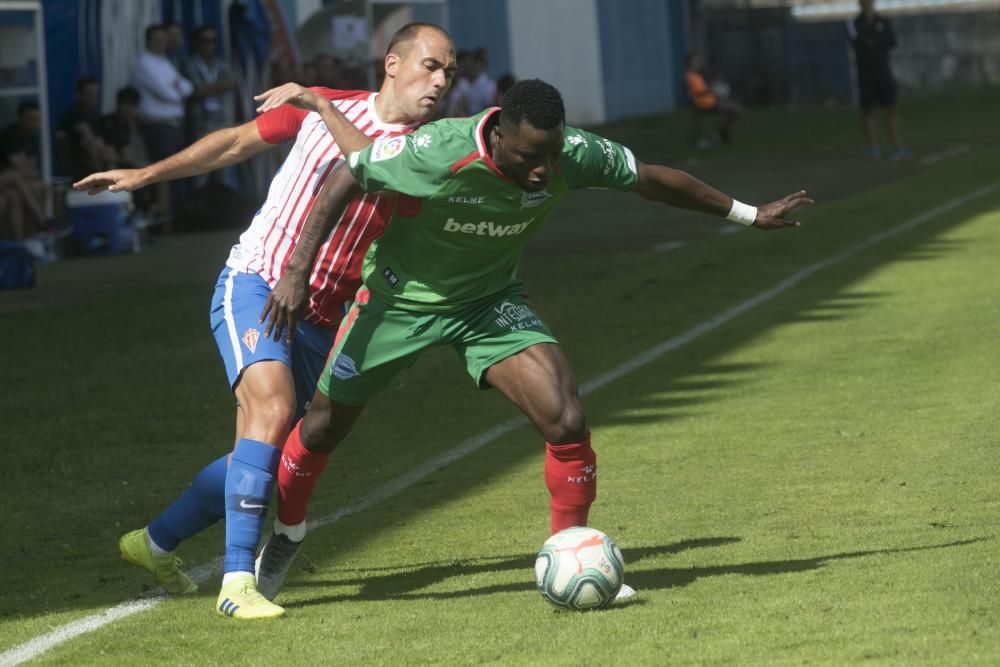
[0,153,45,242]
[0,102,46,240]
[0,101,41,162]
[57,78,115,180]
[684,53,741,145]
[98,86,144,168]
[98,86,153,213]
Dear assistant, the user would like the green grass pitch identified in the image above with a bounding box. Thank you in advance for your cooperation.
[2,90,999,665]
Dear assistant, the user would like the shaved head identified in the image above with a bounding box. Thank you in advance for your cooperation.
[386,22,451,59]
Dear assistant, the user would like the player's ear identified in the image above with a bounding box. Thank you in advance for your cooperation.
[384,52,399,79]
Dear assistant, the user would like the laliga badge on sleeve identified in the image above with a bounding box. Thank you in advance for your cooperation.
[371,136,407,162]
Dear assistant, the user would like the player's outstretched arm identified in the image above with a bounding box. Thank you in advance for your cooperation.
[259,165,362,342]
[72,121,270,194]
[255,83,374,155]
[633,162,813,230]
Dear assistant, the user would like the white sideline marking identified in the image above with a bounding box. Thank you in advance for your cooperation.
[652,240,686,253]
[920,144,969,166]
[2,182,997,667]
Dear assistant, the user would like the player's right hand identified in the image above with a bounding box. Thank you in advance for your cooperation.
[73,169,147,195]
[753,190,814,230]
[254,83,323,114]
[260,270,310,343]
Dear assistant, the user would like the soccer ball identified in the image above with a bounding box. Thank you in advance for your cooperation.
[534,527,625,610]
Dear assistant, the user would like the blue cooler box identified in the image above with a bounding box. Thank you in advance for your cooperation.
[0,241,35,289]
[66,189,137,255]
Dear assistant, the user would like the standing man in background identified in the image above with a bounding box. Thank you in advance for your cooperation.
[848,0,908,159]
[133,24,194,219]
[183,26,237,188]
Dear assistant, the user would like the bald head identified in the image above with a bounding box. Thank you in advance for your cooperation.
[386,22,451,59]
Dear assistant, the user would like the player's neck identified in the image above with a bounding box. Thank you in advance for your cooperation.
[372,89,410,125]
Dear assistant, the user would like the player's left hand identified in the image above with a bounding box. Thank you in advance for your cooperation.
[753,190,814,230]
[259,270,310,343]
[254,83,324,114]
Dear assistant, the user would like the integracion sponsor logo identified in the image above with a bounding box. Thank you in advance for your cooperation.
[493,300,543,332]
[371,135,406,162]
[443,217,533,237]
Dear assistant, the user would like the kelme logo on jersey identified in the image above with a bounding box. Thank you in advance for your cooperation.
[443,217,533,237]
[371,136,406,162]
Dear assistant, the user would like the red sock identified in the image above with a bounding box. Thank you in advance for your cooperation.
[544,435,596,534]
[276,421,331,526]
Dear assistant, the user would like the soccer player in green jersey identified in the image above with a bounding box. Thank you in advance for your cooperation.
[253,78,812,600]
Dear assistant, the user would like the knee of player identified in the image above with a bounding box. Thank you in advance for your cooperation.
[249,397,296,435]
[299,403,347,454]
[544,402,588,445]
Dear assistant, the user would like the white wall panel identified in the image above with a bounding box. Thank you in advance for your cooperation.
[506,0,606,125]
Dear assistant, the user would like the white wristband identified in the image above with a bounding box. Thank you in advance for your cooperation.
[726,199,757,226]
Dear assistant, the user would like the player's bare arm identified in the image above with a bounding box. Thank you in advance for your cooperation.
[633,162,814,230]
[72,121,270,194]
[255,83,374,155]
[259,166,362,342]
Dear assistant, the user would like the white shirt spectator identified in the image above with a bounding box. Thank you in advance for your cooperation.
[447,76,473,117]
[464,72,498,115]
[132,52,193,123]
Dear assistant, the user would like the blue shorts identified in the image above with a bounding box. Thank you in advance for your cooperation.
[210,267,340,419]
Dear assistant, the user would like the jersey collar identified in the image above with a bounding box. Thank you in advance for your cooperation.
[475,108,511,182]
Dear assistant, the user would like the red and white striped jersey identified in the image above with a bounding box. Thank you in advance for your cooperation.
[225,88,417,328]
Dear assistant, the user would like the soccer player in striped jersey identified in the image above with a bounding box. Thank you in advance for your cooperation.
[252,79,813,602]
[73,23,456,620]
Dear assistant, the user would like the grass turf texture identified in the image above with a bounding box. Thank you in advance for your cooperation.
[2,90,998,665]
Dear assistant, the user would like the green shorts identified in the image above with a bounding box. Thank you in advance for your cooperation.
[317,284,558,406]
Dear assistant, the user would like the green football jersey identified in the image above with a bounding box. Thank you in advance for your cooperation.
[347,108,639,312]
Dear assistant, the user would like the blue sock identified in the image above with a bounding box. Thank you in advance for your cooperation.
[148,455,228,552]
[224,439,281,573]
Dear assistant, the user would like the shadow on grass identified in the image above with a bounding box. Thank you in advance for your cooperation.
[281,537,986,608]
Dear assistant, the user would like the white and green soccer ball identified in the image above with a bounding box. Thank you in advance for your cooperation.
[535,527,625,610]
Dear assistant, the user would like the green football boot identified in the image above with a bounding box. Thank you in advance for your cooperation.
[118,528,198,595]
